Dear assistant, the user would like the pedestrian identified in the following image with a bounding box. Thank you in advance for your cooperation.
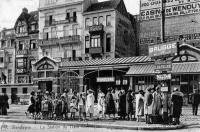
[105,88,116,119]
[97,93,106,119]
[0,93,2,115]
[77,93,86,121]
[144,87,153,124]
[115,88,120,113]
[152,85,162,116]
[191,89,200,116]
[70,96,77,120]
[118,89,126,120]
[61,95,67,120]
[136,90,144,122]
[62,89,69,120]
[41,96,49,120]
[2,91,9,115]
[97,88,105,102]
[86,89,95,120]
[82,92,87,121]
[171,87,184,125]
[126,88,133,120]
[26,91,36,118]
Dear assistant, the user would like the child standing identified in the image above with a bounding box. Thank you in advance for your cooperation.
[77,93,86,121]
[70,96,77,120]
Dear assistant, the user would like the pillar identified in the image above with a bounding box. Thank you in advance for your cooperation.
[130,76,133,91]
[79,69,84,92]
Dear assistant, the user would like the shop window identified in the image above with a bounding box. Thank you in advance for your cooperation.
[91,35,101,48]
[23,88,28,94]
[99,16,104,25]
[106,34,111,52]
[2,88,6,93]
[85,36,90,53]
[106,15,111,26]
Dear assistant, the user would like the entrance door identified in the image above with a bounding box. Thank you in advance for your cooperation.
[11,88,18,104]
[38,81,52,93]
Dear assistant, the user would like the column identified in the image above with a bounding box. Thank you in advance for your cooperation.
[79,69,84,92]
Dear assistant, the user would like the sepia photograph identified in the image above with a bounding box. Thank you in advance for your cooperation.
[0,0,200,132]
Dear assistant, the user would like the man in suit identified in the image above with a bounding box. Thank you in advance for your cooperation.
[191,89,200,116]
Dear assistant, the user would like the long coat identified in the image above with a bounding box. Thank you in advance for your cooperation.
[2,93,9,115]
[86,93,95,114]
[105,92,116,115]
[171,91,183,118]
[136,93,144,116]
[118,92,126,117]
[126,92,133,114]
[152,92,162,116]
[144,91,153,115]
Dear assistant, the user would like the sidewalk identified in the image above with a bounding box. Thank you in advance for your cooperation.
[0,105,188,130]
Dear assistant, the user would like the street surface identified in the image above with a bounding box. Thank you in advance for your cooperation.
[0,105,200,131]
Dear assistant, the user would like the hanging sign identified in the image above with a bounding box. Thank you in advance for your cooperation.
[96,77,115,83]
[156,74,171,81]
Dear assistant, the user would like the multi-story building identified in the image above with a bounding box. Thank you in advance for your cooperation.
[139,0,200,55]
[83,0,137,59]
[0,28,16,103]
[12,8,39,103]
[38,0,98,61]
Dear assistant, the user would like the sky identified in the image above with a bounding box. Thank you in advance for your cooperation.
[0,0,140,29]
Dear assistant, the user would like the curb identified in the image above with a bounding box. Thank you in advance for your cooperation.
[0,118,185,130]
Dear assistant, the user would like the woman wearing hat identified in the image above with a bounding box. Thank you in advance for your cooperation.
[136,90,145,122]
[144,87,153,124]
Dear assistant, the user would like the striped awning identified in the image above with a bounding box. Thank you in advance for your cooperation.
[126,62,200,75]
[61,56,152,67]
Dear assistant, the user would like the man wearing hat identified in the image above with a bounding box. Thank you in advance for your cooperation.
[86,89,95,119]
[171,87,183,125]
[144,87,153,124]
[191,89,200,116]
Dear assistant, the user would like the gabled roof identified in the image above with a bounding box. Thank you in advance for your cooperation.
[34,56,60,66]
[28,11,39,22]
[85,0,121,12]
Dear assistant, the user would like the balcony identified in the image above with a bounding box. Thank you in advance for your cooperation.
[89,25,104,34]
[89,47,103,54]
[39,35,81,46]
[45,17,77,27]
[16,50,28,56]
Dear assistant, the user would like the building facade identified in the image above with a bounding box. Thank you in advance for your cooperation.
[83,0,137,59]
[139,0,200,55]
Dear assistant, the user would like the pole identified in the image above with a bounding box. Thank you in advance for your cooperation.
[161,0,166,43]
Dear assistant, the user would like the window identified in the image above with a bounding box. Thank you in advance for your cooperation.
[43,29,49,40]
[51,27,57,38]
[66,12,70,20]
[18,41,24,50]
[17,58,26,68]
[91,35,101,48]
[8,69,12,84]
[38,72,45,78]
[46,71,53,77]
[72,25,78,35]
[85,36,90,53]
[0,57,3,63]
[106,15,111,26]
[23,88,28,94]
[18,76,27,84]
[99,16,104,25]
[45,15,53,26]
[85,18,91,28]
[72,50,76,60]
[30,40,37,49]
[73,12,77,22]
[38,63,54,70]
[8,57,12,63]
[31,24,36,31]
[106,34,111,52]
[17,21,27,33]
[64,26,69,37]
[93,17,98,25]
[2,88,6,93]
[49,15,53,25]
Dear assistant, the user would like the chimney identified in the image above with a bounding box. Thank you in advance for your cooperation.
[22,8,28,13]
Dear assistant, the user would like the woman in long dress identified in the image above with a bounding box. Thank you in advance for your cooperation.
[105,88,116,119]
[135,90,144,122]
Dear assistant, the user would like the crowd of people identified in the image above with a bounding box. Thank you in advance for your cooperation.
[26,85,185,125]
[0,92,9,115]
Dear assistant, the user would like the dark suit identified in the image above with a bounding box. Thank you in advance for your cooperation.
[191,93,200,115]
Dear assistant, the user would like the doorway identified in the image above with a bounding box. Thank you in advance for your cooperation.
[38,81,52,93]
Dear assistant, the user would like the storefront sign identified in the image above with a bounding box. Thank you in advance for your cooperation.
[155,60,172,72]
[161,86,168,92]
[149,42,177,57]
[96,77,115,83]
[140,0,200,21]
[156,74,171,81]
[89,25,104,33]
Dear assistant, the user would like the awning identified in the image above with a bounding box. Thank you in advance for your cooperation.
[126,62,200,76]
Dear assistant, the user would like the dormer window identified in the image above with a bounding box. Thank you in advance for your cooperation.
[17,21,27,33]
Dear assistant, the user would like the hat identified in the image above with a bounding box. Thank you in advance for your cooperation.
[174,87,178,91]
[88,89,94,93]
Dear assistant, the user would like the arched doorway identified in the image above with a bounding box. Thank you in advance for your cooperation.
[60,71,79,93]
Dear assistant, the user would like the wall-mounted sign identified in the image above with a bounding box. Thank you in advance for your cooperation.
[97,77,115,83]
[156,74,171,81]
[149,42,177,57]
[89,25,104,33]
[155,60,172,72]
[161,86,168,92]
[140,0,200,21]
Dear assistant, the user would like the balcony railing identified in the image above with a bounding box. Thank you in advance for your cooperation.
[45,17,77,27]
[16,50,28,56]
[89,47,103,54]
[39,35,81,46]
